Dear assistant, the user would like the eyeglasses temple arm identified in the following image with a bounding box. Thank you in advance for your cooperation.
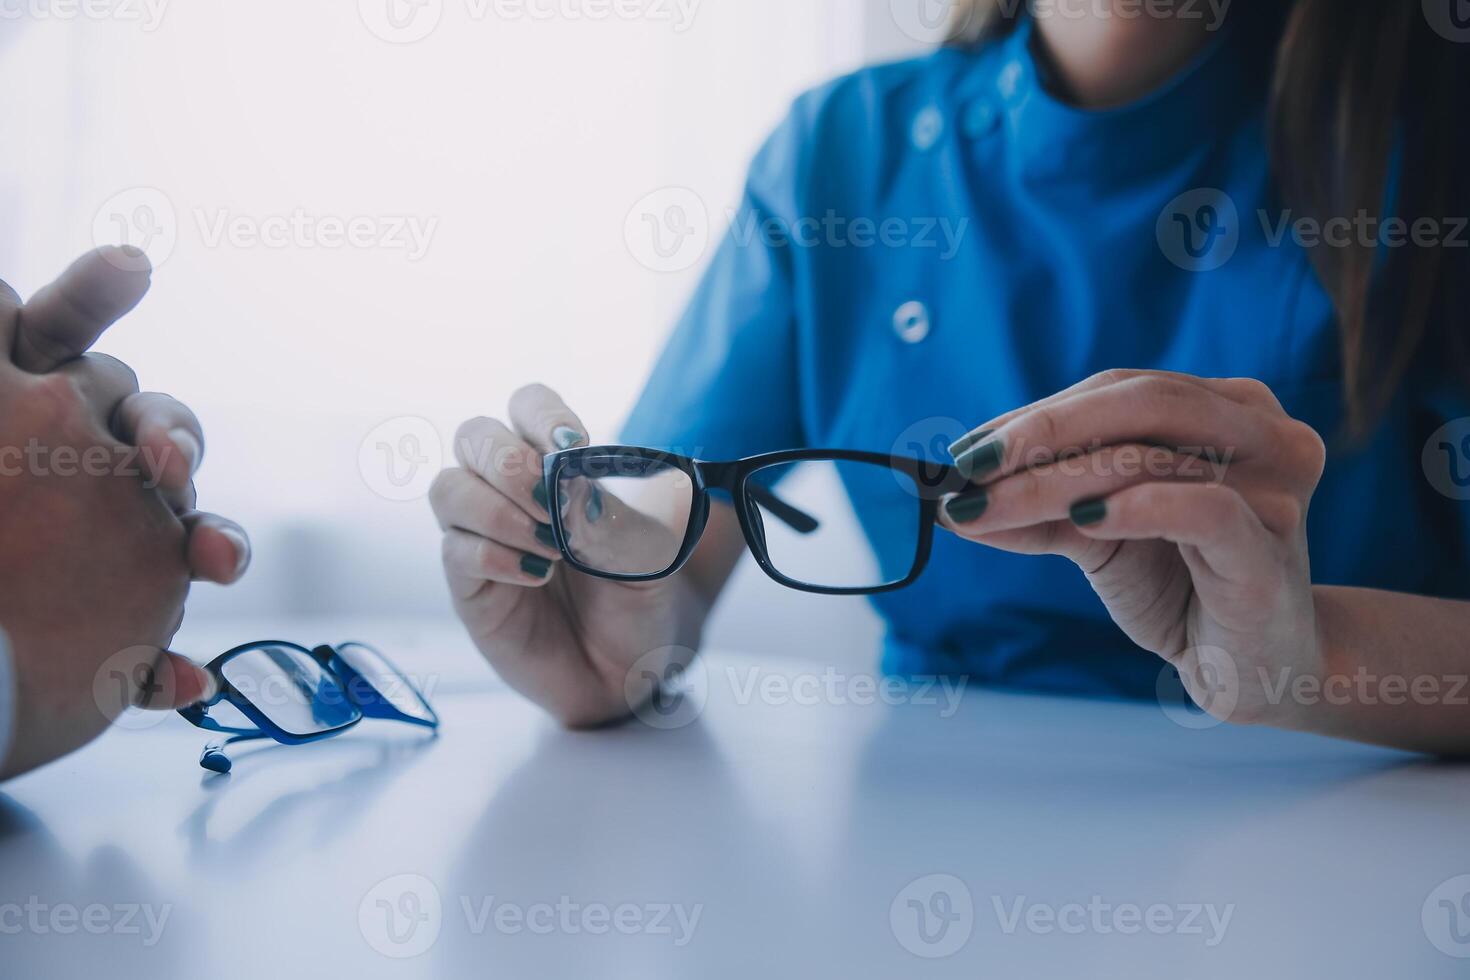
[200,730,273,774]
[746,485,819,534]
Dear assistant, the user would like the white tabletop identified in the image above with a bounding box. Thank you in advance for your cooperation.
[2,617,1468,978]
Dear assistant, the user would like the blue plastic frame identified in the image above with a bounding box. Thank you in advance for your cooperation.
[178,640,439,772]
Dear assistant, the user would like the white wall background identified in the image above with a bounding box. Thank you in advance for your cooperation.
[0,0,925,659]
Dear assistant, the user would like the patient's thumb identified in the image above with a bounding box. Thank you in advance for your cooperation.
[137,651,219,711]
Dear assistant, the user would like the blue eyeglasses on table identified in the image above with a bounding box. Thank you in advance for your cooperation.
[178,640,439,773]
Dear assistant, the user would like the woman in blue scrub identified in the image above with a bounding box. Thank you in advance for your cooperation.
[432,1,1470,754]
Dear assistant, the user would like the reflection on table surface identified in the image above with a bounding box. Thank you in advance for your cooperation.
[2,646,1468,979]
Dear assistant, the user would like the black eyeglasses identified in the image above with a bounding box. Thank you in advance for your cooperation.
[542,447,969,595]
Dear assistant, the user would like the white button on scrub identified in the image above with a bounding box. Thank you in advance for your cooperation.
[911,106,944,151]
[997,60,1023,102]
[893,301,931,344]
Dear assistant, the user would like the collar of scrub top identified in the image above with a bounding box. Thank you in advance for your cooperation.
[969,7,1272,180]
[178,641,439,774]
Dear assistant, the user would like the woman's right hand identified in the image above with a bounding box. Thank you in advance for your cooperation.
[431,385,712,727]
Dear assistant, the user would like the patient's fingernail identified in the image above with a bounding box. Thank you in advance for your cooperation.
[552,426,586,450]
[520,553,553,579]
[953,437,1004,481]
[201,671,221,704]
[176,661,219,707]
[168,427,202,476]
[586,485,604,523]
[532,480,549,512]
[947,428,993,459]
[105,245,151,275]
[1070,498,1108,527]
[535,522,557,549]
[944,488,989,525]
[217,526,252,579]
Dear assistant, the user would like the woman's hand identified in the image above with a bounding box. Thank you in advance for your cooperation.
[431,385,726,727]
[939,369,1328,727]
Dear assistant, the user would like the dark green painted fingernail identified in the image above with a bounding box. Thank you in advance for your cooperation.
[520,553,553,578]
[532,480,549,511]
[944,488,989,524]
[552,426,586,450]
[947,428,993,459]
[535,522,557,548]
[1070,498,1108,527]
[953,438,1004,480]
[586,485,604,523]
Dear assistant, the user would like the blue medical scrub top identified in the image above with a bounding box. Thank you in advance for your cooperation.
[623,12,1470,699]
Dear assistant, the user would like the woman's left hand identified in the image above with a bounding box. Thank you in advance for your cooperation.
[939,369,1328,726]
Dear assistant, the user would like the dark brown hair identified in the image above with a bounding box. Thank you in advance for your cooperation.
[949,1,1469,436]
